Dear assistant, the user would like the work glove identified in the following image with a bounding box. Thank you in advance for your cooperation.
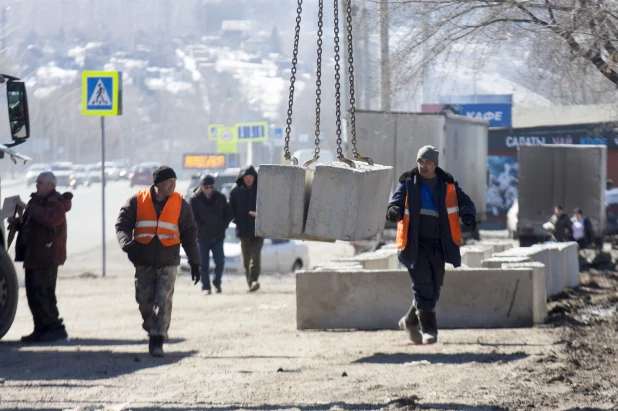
[190,264,200,285]
[462,215,476,232]
[386,206,402,223]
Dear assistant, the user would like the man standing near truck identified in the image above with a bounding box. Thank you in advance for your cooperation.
[386,146,476,344]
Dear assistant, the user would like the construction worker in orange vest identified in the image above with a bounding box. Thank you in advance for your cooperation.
[116,166,200,357]
[386,146,476,344]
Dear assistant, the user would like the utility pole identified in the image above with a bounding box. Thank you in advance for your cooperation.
[379,0,391,111]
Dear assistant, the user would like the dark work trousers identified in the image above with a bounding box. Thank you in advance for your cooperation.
[25,267,65,332]
[198,238,225,291]
[240,236,264,284]
[407,240,446,312]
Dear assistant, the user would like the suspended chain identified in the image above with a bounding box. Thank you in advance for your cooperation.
[313,0,324,158]
[284,0,303,165]
[333,0,343,158]
[346,0,357,157]
[345,0,373,165]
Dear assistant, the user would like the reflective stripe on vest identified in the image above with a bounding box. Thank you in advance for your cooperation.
[396,182,462,250]
[134,189,183,246]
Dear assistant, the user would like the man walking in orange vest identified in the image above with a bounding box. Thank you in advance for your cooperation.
[116,166,200,357]
[386,146,476,344]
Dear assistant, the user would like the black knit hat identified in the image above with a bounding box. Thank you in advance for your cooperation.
[200,174,215,186]
[153,166,177,185]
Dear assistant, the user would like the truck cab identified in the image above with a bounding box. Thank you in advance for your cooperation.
[0,74,31,340]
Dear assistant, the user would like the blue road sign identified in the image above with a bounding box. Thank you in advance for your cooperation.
[82,71,122,116]
[273,127,283,139]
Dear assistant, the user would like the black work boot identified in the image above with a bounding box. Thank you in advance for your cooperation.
[38,327,68,343]
[21,330,44,343]
[398,309,422,345]
[149,336,165,357]
[417,310,438,345]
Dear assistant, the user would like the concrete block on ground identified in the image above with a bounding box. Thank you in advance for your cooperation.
[478,240,514,255]
[540,244,567,296]
[296,267,543,329]
[482,256,531,269]
[461,245,493,268]
[502,262,548,324]
[256,165,314,239]
[304,162,393,241]
[559,242,580,288]
[495,246,553,297]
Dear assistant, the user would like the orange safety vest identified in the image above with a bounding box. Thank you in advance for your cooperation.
[134,189,182,246]
[396,183,462,250]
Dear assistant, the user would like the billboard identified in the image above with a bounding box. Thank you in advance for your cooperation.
[183,154,227,169]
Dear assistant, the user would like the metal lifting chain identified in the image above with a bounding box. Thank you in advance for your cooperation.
[333,0,355,168]
[284,0,303,166]
[304,0,324,168]
[345,0,373,166]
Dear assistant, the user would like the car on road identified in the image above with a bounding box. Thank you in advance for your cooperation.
[51,162,77,188]
[86,163,102,183]
[129,162,160,187]
[26,163,51,185]
[185,168,240,199]
[180,223,309,274]
[72,164,90,186]
[114,159,131,180]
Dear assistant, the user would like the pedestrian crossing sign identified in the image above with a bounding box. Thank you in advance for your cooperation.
[82,71,123,116]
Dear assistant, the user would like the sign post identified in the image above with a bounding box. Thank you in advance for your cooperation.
[82,71,123,278]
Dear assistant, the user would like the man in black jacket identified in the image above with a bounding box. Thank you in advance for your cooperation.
[550,205,571,242]
[229,165,263,292]
[189,174,233,294]
[387,146,476,345]
[116,166,200,357]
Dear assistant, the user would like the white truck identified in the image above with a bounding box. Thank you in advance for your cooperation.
[517,144,606,247]
[0,74,31,340]
[352,110,489,239]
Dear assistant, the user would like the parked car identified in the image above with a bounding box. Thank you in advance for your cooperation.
[104,161,121,181]
[114,159,131,180]
[180,223,309,274]
[26,163,51,185]
[72,164,90,186]
[51,162,77,188]
[86,163,102,183]
[129,162,160,187]
[185,168,239,199]
[506,199,518,239]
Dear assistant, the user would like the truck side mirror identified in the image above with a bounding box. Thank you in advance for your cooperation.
[6,80,29,141]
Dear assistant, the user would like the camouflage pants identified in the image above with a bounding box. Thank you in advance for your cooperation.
[134,265,178,340]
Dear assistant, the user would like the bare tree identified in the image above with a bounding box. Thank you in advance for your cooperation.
[371,0,618,102]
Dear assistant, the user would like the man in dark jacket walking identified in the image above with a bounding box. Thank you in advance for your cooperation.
[14,171,72,343]
[189,174,233,294]
[116,166,200,357]
[229,165,263,292]
[387,146,476,344]
[549,205,571,242]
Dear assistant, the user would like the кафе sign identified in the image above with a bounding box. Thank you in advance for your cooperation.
[488,123,618,152]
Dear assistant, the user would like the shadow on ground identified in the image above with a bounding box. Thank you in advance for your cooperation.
[0,347,196,381]
[354,352,528,365]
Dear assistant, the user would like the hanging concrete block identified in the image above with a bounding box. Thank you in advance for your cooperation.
[255,165,314,239]
[304,162,393,241]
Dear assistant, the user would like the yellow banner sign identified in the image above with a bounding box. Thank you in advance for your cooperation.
[183,154,226,169]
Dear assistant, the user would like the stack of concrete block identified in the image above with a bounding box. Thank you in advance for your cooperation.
[256,165,314,239]
[482,256,531,269]
[304,162,393,241]
[460,245,493,268]
[353,249,399,270]
[494,246,554,297]
[478,240,514,254]
[558,242,580,288]
[296,266,546,330]
[502,262,548,324]
[541,244,567,296]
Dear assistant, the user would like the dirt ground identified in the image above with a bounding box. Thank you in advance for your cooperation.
[1,243,618,411]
